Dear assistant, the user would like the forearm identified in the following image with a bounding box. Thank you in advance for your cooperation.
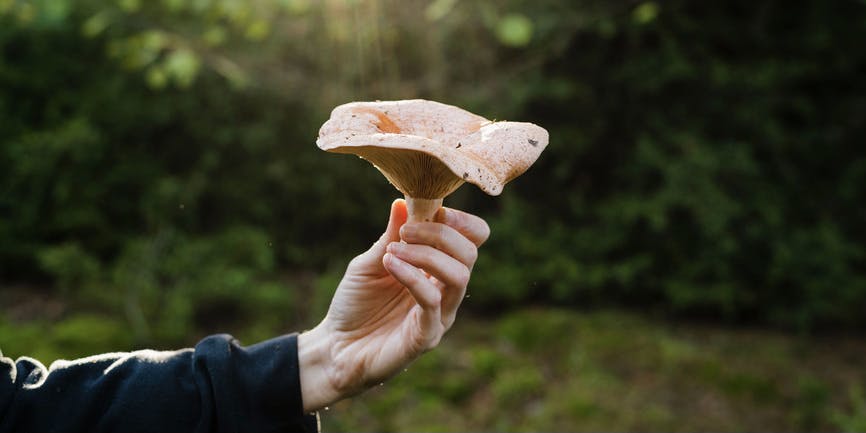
[1,335,318,433]
[1,349,201,432]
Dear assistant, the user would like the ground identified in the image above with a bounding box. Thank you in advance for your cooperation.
[321,308,866,432]
[1,292,864,432]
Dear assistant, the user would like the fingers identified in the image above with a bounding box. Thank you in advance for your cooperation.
[399,222,478,268]
[382,253,442,349]
[396,208,486,272]
[388,242,469,329]
[388,227,475,330]
[386,243,470,290]
[393,208,489,329]
[436,207,491,247]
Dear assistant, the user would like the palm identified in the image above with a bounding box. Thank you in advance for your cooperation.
[325,251,443,387]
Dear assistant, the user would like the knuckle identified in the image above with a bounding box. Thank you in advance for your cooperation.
[425,334,443,351]
[425,293,443,310]
[477,220,491,244]
[443,313,456,330]
[456,267,471,288]
[466,246,478,264]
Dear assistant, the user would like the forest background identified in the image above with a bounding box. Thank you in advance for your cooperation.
[1,1,865,431]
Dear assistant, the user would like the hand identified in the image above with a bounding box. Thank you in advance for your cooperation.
[298,199,489,412]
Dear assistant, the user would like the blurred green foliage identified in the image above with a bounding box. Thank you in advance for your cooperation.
[320,308,866,432]
[833,385,866,433]
[1,0,865,349]
[4,3,866,431]
[2,305,862,431]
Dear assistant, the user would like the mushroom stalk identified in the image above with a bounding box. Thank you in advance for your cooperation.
[405,196,443,224]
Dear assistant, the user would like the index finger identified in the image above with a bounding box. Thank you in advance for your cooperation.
[435,207,490,247]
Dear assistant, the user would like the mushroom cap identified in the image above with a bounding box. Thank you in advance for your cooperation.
[316,99,549,199]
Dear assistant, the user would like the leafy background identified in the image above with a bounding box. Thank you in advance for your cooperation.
[1,0,865,431]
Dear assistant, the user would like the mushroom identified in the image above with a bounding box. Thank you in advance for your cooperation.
[316,99,548,223]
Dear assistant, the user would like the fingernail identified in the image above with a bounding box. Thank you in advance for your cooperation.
[384,252,405,268]
[387,242,402,254]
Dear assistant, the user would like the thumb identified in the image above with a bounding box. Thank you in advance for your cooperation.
[368,198,408,260]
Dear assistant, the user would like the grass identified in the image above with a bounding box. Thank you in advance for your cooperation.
[320,308,866,432]
[2,304,864,432]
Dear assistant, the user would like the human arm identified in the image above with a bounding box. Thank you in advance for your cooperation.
[0,199,488,430]
[0,335,317,433]
[297,199,490,412]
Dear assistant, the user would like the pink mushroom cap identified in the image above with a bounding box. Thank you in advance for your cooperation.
[317,99,549,199]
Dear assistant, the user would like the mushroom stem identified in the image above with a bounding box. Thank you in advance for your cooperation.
[405,196,443,224]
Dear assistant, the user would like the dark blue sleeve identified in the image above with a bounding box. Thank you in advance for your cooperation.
[0,334,319,433]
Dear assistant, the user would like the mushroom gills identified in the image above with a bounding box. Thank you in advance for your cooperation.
[355,147,465,200]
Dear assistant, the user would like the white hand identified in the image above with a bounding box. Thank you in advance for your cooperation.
[298,199,489,412]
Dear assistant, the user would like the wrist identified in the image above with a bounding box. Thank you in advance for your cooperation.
[298,322,339,412]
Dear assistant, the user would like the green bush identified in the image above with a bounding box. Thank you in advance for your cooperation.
[2,0,866,330]
[37,243,102,294]
[108,226,296,344]
[50,314,134,359]
[469,1,866,329]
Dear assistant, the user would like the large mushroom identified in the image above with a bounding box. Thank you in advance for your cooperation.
[317,99,548,223]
